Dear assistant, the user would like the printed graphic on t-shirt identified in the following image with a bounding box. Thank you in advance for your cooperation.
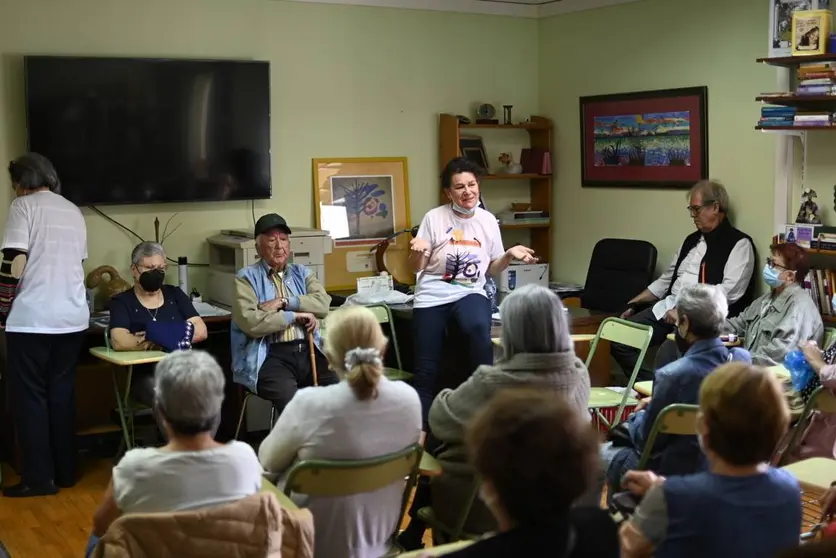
[441,228,482,287]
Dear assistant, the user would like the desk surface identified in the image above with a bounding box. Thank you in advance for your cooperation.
[782,457,836,492]
[89,346,167,365]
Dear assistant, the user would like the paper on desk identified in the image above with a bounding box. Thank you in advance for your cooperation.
[193,301,231,317]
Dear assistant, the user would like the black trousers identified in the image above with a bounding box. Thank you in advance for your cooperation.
[609,307,672,383]
[256,340,339,417]
[6,331,85,486]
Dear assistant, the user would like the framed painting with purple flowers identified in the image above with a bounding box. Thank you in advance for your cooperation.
[313,157,411,290]
[579,86,708,189]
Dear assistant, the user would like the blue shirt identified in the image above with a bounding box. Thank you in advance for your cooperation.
[647,468,801,558]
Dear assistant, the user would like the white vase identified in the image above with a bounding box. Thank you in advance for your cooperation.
[505,163,523,174]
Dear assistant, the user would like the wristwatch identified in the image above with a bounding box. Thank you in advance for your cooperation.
[278,297,288,310]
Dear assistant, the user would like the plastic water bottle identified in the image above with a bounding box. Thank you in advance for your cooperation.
[178,257,189,295]
[784,349,815,393]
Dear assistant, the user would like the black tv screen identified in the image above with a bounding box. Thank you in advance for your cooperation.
[24,56,271,206]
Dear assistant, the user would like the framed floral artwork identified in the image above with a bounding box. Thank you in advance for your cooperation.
[312,157,412,290]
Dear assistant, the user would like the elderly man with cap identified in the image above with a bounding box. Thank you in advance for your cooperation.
[2,153,89,498]
[230,213,337,418]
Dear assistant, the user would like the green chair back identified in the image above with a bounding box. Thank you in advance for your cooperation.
[824,327,836,351]
[365,303,403,370]
[585,317,653,426]
[779,387,836,465]
[635,403,699,470]
[283,443,423,547]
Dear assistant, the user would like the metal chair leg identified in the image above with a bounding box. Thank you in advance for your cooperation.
[235,392,253,440]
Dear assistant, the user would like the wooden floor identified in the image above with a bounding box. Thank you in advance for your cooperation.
[0,458,820,557]
[0,459,110,557]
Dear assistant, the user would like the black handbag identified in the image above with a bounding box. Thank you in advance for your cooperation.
[606,421,633,447]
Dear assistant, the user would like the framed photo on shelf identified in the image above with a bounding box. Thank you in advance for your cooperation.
[769,0,830,57]
[312,157,411,290]
[579,86,708,189]
[791,9,832,55]
[459,136,489,172]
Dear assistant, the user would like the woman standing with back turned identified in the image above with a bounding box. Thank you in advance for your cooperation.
[1,153,89,497]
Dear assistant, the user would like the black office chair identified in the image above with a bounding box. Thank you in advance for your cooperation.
[578,238,657,313]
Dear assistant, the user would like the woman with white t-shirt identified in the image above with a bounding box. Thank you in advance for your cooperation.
[1,153,89,498]
[259,305,421,558]
[408,157,537,426]
[87,350,263,556]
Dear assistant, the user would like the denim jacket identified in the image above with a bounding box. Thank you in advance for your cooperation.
[626,338,752,476]
[231,260,326,392]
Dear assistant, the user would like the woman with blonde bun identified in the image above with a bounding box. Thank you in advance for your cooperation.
[259,305,422,558]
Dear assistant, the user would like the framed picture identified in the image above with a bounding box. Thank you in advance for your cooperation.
[769,0,829,57]
[791,9,831,55]
[459,136,489,172]
[579,86,708,189]
[313,157,411,290]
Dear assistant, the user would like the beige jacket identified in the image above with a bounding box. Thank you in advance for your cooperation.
[91,492,315,558]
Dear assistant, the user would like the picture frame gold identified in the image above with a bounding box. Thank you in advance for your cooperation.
[312,157,412,291]
[791,9,832,56]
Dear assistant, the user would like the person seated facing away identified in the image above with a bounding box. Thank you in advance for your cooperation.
[87,351,263,556]
[109,241,208,407]
[724,243,823,366]
[231,213,337,417]
[258,305,421,558]
[398,284,592,550]
[442,388,618,557]
[613,180,755,381]
[601,284,751,497]
[619,362,801,558]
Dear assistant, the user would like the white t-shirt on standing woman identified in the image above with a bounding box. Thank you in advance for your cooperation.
[413,204,504,309]
[1,191,89,333]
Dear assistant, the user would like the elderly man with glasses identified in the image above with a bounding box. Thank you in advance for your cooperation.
[611,180,756,382]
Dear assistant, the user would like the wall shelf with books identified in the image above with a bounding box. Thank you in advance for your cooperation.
[774,228,836,322]
[438,112,553,264]
[756,58,836,128]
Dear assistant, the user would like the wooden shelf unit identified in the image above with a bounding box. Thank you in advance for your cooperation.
[756,56,836,129]
[774,235,836,323]
[756,125,836,130]
[438,113,553,263]
[757,53,836,67]
[756,95,836,106]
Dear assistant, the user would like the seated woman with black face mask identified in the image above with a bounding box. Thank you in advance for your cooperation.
[109,242,208,407]
[600,284,751,499]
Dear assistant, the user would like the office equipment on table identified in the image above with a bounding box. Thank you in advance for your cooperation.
[497,262,549,293]
[177,256,189,294]
[205,228,332,307]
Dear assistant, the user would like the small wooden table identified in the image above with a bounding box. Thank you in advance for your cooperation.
[492,333,596,347]
[419,451,442,477]
[782,457,836,492]
[665,334,741,347]
[260,477,299,510]
[400,540,474,556]
[89,347,167,451]
[634,380,653,397]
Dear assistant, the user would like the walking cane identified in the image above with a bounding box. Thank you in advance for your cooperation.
[307,331,318,386]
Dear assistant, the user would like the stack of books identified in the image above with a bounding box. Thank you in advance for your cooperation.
[793,110,834,126]
[797,62,836,96]
[759,105,796,127]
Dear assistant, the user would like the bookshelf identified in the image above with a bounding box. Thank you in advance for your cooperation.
[438,113,553,263]
[756,55,836,130]
[774,234,836,324]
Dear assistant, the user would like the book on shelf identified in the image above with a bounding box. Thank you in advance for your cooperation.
[804,268,836,317]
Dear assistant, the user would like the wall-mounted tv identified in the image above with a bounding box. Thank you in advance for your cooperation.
[24,56,271,206]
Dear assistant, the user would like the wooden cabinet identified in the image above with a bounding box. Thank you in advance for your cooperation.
[438,113,554,264]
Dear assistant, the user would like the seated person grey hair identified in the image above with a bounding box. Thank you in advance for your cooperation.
[499,283,572,359]
[154,349,225,437]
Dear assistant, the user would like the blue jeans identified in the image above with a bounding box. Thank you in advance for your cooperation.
[412,293,493,428]
[600,441,640,505]
[85,534,100,557]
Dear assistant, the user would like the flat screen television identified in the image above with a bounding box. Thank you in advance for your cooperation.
[24,56,271,206]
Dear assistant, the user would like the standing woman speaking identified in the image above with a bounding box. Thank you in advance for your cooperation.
[409,157,537,426]
[1,153,89,497]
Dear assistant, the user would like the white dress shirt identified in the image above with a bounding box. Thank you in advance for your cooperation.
[647,237,755,320]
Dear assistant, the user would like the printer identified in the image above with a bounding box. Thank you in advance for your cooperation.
[205,227,332,307]
[497,262,550,293]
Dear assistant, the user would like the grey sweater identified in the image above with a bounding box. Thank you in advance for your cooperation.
[428,351,591,476]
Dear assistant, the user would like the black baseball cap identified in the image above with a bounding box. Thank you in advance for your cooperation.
[254,213,292,237]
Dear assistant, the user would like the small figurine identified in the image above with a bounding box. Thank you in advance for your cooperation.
[796,188,821,225]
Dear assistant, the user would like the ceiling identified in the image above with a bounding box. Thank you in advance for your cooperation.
[282,0,641,18]
[477,0,563,4]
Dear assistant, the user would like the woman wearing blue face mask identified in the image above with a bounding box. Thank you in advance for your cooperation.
[723,242,822,366]
[408,157,536,429]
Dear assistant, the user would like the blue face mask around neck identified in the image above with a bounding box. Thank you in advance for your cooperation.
[762,264,784,289]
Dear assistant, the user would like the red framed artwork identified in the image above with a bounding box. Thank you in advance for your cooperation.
[579,86,708,189]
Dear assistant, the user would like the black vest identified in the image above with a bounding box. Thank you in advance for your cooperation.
[665,218,755,317]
